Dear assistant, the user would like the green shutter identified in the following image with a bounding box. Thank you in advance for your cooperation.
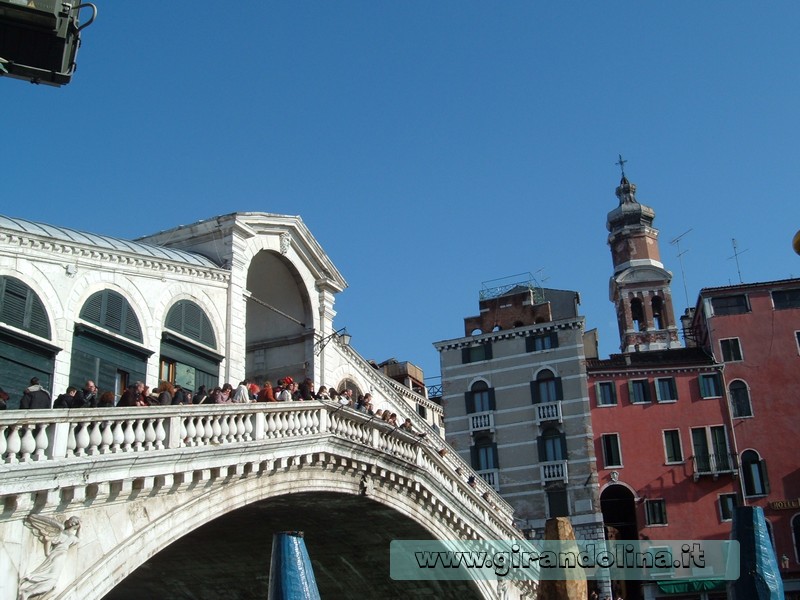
[484,342,493,360]
[488,388,496,411]
[530,381,540,404]
[554,377,563,400]
[465,391,475,414]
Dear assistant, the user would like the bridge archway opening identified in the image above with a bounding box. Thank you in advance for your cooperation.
[245,250,313,386]
[101,491,482,600]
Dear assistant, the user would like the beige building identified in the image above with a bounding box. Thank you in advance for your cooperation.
[434,278,604,540]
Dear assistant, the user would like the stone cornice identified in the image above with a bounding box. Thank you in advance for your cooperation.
[434,318,584,352]
[0,231,230,283]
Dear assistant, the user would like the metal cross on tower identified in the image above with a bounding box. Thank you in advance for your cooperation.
[615,154,628,178]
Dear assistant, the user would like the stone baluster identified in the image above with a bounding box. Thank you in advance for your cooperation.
[219,414,230,442]
[18,425,36,461]
[311,409,320,434]
[122,419,135,451]
[74,422,91,457]
[228,415,239,442]
[100,420,114,454]
[133,419,145,451]
[33,423,49,461]
[183,417,194,447]
[0,424,7,461]
[88,421,103,455]
[236,415,246,441]
[287,412,297,437]
[109,420,123,452]
[143,419,156,450]
[66,422,77,457]
[5,425,22,463]
[298,411,308,435]
[155,418,166,450]
[203,417,214,445]
[208,415,219,443]
[243,414,253,441]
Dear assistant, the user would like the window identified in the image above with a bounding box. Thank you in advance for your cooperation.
[0,276,51,339]
[471,436,498,471]
[699,373,722,398]
[652,296,665,329]
[601,433,622,467]
[165,300,217,348]
[645,499,667,525]
[416,403,427,419]
[711,294,749,315]
[772,288,800,310]
[80,290,143,342]
[465,381,495,414]
[526,332,559,352]
[663,430,683,463]
[691,426,732,474]
[547,486,570,518]
[720,338,743,362]
[631,298,644,331]
[538,427,566,462]
[596,381,617,406]
[796,331,800,355]
[719,493,738,521]
[462,342,492,364]
[629,379,651,404]
[655,377,678,402]
[729,380,753,418]
[531,369,563,404]
[741,450,769,497]
[792,514,800,564]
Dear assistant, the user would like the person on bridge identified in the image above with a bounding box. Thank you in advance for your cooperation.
[20,377,52,409]
[72,380,99,408]
[232,380,251,403]
[53,386,78,409]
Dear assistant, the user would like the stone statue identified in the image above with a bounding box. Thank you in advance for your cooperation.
[18,515,81,600]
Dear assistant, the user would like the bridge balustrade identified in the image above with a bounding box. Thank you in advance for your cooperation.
[0,401,515,528]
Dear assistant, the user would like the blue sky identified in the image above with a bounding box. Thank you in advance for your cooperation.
[3,2,799,381]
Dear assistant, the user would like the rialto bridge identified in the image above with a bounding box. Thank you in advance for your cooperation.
[0,402,538,599]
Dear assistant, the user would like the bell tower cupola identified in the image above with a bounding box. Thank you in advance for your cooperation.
[606,157,681,353]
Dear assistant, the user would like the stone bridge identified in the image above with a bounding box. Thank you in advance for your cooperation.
[0,402,537,600]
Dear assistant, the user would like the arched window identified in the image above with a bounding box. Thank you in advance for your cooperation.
[652,296,665,329]
[538,427,566,462]
[531,369,562,404]
[741,450,769,497]
[466,380,495,413]
[80,290,142,342]
[165,300,217,348]
[631,298,645,331]
[729,380,753,418]
[0,276,50,339]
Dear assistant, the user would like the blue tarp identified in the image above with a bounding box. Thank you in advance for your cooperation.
[268,532,321,600]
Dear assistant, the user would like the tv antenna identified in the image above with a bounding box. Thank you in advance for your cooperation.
[669,228,693,307]
[728,238,748,284]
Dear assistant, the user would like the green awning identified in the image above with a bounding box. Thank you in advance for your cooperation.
[657,579,725,594]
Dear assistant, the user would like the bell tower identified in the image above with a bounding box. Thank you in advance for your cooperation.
[606,160,681,352]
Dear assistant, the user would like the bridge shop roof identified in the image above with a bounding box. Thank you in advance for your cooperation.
[0,214,221,269]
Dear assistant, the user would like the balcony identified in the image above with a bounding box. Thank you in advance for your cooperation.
[534,401,562,425]
[540,460,568,485]
[478,469,500,491]
[469,411,495,433]
[692,453,738,481]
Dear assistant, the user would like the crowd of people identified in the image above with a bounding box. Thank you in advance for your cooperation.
[1,374,418,438]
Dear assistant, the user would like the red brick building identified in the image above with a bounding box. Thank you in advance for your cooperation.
[689,279,800,598]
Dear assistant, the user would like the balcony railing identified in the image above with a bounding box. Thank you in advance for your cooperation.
[692,453,738,480]
[478,468,500,491]
[534,401,562,425]
[540,460,568,485]
[469,411,495,433]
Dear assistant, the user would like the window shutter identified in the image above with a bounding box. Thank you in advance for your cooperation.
[554,377,563,400]
[462,348,470,364]
[465,391,475,414]
[525,336,534,352]
[470,445,479,470]
[483,342,493,360]
[530,381,540,404]
[761,459,770,494]
[627,380,634,402]
[488,388,496,411]
[560,432,568,459]
[81,292,103,323]
[491,442,499,469]
[537,436,546,462]
[549,331,559,348]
